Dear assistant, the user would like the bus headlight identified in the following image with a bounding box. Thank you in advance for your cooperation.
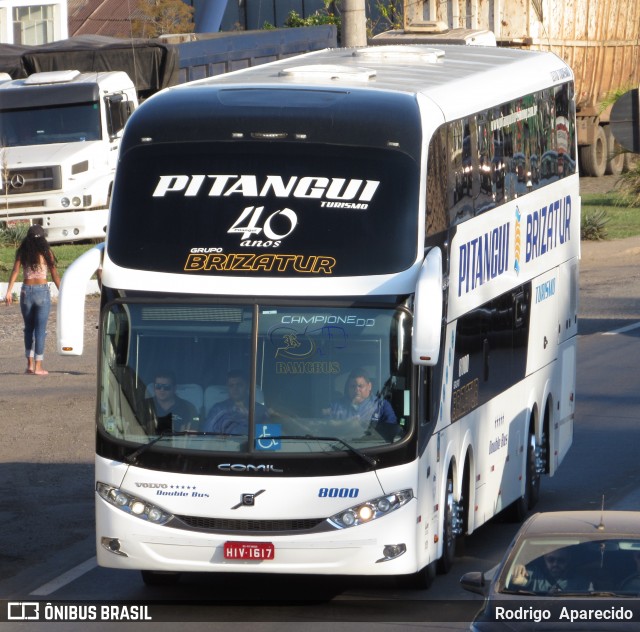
[327,489,413,529]
[96,482,172,525]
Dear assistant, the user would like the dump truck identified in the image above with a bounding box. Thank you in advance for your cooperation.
[374,0,640,177]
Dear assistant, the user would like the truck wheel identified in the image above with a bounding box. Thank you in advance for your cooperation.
[605,126,624,176]
[580,125,607,177]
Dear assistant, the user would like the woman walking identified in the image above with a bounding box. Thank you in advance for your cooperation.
[5,225,61,375]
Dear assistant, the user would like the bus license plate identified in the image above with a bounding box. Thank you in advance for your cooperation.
[223,541,275,560]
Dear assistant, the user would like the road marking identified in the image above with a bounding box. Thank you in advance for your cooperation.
[602,321,640,336]
[29,557,97,596]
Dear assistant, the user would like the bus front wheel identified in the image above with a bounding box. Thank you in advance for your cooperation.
[398,560,436,590]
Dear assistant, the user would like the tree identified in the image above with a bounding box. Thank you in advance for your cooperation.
[132,0,195,38]
[276,1,404,44]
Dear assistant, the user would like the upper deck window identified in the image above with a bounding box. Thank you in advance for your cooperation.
[108,142,420,277]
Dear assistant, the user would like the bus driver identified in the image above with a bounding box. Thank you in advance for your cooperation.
[325,368,397,436]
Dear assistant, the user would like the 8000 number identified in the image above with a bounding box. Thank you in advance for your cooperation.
[318,487,359,498]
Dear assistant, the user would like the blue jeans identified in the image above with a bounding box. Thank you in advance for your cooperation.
[20,284,51,361]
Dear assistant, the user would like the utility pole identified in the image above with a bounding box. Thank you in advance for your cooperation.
[342,0,367,47]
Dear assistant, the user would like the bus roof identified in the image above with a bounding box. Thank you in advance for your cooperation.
[165,44,572,121]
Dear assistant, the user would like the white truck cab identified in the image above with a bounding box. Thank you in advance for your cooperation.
[0,69,137,243]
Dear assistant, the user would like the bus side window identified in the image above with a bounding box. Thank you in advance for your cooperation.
[426,130,448,238]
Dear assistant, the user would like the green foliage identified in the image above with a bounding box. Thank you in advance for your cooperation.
[599,86,635,115]
[277,1,405,44]
[580,190,640,240]
[284,8,341,29]
[615,157,640,208]
[0,223,28,248]
[369,0,403,35]
[0,241,96,282]
[280,1,341,41]
[581,208,610,241]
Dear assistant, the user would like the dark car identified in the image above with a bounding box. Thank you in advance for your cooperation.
[460,511,640,630]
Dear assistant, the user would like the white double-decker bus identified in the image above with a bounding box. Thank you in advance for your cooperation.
[59,44,579,587]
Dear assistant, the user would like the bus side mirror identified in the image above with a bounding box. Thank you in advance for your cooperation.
[412,247,443,366]
[57,243,104,356]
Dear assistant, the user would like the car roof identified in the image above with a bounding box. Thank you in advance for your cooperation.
[520,511,640,538]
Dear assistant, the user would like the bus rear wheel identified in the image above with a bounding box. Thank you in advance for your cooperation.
[437,478,457,574]
[507,433,539,522]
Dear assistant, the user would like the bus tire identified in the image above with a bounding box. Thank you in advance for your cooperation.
[604,126,624,176]
[437,478,456,575]
[527,432,541,509]
[397,560,436,590]
[141,570,180,586]
[507,432,537,522]
[579,125,607,177]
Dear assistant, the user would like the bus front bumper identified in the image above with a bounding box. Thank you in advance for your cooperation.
[96,499,421,576]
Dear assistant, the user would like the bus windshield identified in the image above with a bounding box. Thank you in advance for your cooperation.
[100,302,413,456]
[0,102,102,146]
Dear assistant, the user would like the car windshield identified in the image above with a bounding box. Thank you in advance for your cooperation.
[99,302,413,456]
[500,537,640,596]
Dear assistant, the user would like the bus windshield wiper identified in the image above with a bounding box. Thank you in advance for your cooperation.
[126,430,221,464]
[274,435,378,468]
[126,432,377,468]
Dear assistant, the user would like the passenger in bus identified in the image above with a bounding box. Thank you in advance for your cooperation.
[202,371,269,435]
[325,368,397,435]
[144,370,198,434]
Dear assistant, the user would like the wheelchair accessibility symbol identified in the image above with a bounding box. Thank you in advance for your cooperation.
[256,424,282,451]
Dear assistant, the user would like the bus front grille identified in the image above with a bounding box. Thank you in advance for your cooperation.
[172,515,328,534]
